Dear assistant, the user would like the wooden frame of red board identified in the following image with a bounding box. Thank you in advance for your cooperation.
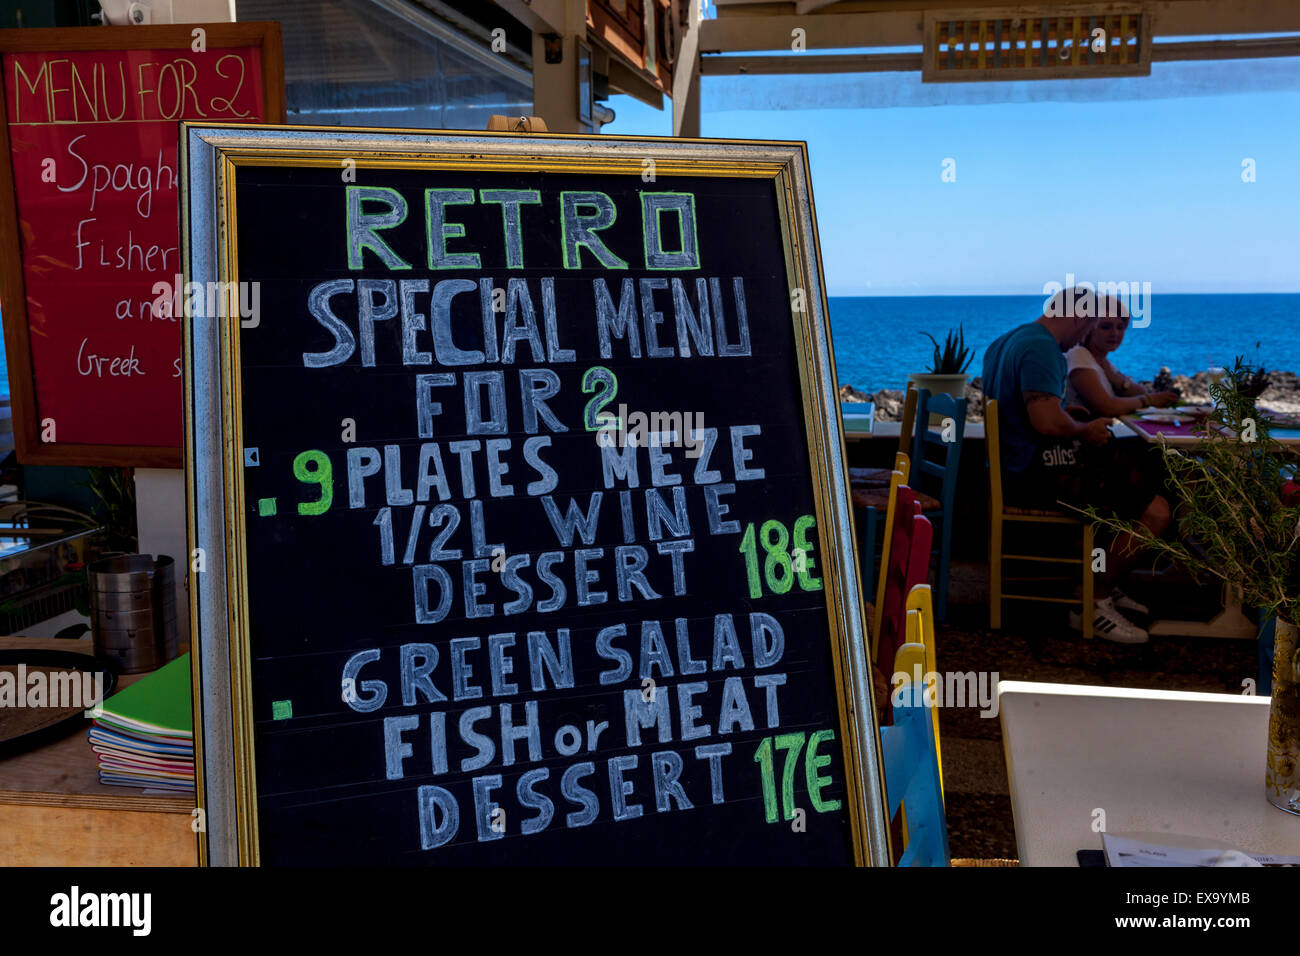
[0,23,284,468]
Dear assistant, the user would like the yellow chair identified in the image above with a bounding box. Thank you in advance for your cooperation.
[886,640,948,864]
[904,586,936,677]
[864,461,945,799]
[895,627,1019,867]
[858,452,909,658]
[903,584,942,795]
[985,399,1095,640]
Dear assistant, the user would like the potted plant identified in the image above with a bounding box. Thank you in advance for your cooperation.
[1085,359,1300,816]
[910,326,974,402]
[82,466,138,556]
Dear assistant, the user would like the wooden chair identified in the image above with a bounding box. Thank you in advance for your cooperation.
[904,586,937,679]
[880,669,949,867]
[884,658,1013,866]
[860,477,944,786]
[986,399,1095,640]
[874,489,933,690]
[849,384,918,488]
[903,583,942,795]
[909,389,967,621]
[855,460,942,635]
[851,452,909,635]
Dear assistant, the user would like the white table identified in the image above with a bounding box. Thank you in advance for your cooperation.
[999,681,1300,866]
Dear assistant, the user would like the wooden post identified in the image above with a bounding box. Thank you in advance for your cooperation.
[673,0,702,137]
[530,0,588,133]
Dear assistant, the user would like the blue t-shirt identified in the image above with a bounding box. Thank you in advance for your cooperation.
[982,322,1066,475]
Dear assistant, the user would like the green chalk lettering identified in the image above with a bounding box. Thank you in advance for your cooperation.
[806,729,841,813]
[793,514,823,591]
[774,732,806,821]
[761,520,794,595]
[294,450,334,516]
[738,523,762,599]
[582,365,619,432]
[753,736,778,823]
[479,189,540,269]
[561,191,628,270]
[346,186,411,270]
[640,191,700,270]
[424,188,481,270]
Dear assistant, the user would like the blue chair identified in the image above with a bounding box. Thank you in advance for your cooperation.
[880,666,949,867]
[909,389,967,621]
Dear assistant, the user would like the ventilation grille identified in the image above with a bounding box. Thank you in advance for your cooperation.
[923,5,1151,82]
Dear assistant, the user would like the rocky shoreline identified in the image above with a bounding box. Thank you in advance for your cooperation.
[840,369,1300,422]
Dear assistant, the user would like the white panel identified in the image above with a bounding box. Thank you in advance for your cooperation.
[134,467,191,649]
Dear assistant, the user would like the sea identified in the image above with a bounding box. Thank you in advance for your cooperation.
[0,293,1293,400]
[828,293,1299,394]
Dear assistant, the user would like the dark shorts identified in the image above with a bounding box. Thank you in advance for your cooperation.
[1004,436,1164,523]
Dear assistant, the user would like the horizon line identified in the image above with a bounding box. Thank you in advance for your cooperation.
[826,289,1300,298]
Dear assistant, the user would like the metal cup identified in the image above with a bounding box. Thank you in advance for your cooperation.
[88,554,178,674]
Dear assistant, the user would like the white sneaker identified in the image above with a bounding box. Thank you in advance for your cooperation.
[1110,587,1150,617]
[1069,597,1149,644]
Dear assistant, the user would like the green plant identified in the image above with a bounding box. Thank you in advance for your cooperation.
[1230,342,1272,401]
[921,326,973,375]
[81,467,138,555]
[1240,361,1271,400]
[1083,359,1300,622]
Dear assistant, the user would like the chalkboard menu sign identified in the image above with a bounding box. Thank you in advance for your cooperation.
[183,126,887,866]
[0,24,283,467]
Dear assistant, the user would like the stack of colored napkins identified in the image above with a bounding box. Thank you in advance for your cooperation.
[88,653,194,792]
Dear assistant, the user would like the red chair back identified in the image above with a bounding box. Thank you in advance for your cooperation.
[876,486,933,719]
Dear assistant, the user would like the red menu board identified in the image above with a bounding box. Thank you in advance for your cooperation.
[0,24,283,466]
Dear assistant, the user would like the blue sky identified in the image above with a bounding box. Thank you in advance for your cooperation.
[606,69,1300,297]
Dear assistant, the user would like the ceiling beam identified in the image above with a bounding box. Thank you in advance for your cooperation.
[491,0,568,34]
[608,57,666,108]
[699,34,1300,74]
[702,51,920,73]
[1150,34,1300,60]
[795,0,846,13]
[704,10,926,51]
[703,1,1300,52]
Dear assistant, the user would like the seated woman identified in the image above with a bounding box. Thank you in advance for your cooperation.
[1066,312,1179,416]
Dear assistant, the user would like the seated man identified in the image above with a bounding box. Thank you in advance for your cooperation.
[983,289,1171,643]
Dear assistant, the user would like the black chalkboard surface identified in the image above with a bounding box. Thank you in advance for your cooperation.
[184,127,885,866]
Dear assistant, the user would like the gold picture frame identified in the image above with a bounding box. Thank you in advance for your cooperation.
[180,123,888,866]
